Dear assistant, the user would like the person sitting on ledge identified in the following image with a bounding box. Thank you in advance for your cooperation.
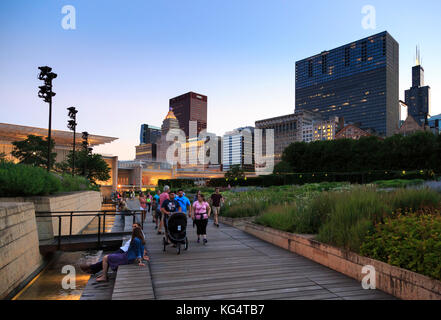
[80,223,149,275]
[94,226,147,282]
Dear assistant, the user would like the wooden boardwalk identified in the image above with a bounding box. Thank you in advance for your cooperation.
[125,200,395,300]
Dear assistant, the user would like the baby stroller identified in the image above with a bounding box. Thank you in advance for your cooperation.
[163,212,189,254]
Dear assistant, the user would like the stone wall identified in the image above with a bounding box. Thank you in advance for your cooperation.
[0,191,102,241]
[0,202,43,299]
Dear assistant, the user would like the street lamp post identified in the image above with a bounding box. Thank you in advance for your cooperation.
[38,66,57,172]
[67,107,78,176]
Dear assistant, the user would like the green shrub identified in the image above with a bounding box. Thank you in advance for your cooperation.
[59,174,100,192]
[374,179,425,189]
[256,204,298,233]
[0,161,61,196]
[316,187,388,251]
[360,210,441,281]
[386,187,441,212]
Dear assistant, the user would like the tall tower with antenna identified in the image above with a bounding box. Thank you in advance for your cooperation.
[405,46,431,125]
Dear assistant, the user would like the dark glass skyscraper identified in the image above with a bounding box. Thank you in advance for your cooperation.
[405,63,431,126]
[140,124,161,145]
[295,31,399,136]
[169,92,207,138]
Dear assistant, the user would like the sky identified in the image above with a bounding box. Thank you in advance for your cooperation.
[1,0,440,160]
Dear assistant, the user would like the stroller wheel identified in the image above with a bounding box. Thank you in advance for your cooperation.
[177,243,181,255]
[184,238,188,250]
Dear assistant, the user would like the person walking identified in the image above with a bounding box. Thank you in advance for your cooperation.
[157,185,170,235]
[175,189,191,218]
[139,192,147,222]
[160,190,181,244]
[146,191,153,221]
[192,193,211,245]
[210,187,224,227]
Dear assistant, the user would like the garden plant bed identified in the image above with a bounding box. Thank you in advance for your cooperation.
[242,222,441,300]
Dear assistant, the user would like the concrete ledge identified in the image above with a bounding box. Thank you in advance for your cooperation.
[242,222,441,300]
[218,216,255,230]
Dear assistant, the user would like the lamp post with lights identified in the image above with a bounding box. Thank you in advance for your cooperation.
[67,107,78,176]
[38,66,57,171]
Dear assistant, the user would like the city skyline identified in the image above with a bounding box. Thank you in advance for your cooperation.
[1,0,441,160]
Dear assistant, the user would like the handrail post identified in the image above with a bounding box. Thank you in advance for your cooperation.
[97,215,101,247]
[69,211,73,236]
[103,211,106,234]
[58,216,62,250]
[133,212,135,224]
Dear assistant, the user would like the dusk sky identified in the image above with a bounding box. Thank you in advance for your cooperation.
[1,0,440,160]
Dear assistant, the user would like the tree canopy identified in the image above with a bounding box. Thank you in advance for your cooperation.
[281,132,441,173]
[225,164,245,181]
[56,149,110,184]
[11,135,56,169]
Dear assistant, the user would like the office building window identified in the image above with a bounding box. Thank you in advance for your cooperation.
[382,36,387,56]
[322,54,328,74]
[308,60,313,77]
[361,41,367,62]
[344,47,350,67]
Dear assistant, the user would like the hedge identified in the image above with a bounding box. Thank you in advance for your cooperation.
[0,160,99,197]
[206,170,436,187]
[158,179,195,189]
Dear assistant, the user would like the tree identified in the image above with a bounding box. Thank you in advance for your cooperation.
[11,135,57,169]
[273,161,293,174]
[225,164,245,181]
[56,149,110,184]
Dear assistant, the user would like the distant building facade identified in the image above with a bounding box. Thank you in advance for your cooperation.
[157,108,182,163]
[295,31,399,137]
[135,143,157,161]
[140,124,161,145]
[428,114,441,135]
[222,127,255,172]
[396,115,427,136]
[405,60,431,126]
[255,111,343,162]
[335,124,373,140]
[313,116,342,141]
[169,92,207,138]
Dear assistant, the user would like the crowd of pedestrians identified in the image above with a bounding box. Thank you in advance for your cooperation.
[84,186,225,281]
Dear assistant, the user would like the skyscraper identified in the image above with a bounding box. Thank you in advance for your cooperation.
[405,49,431,125]
[157,108,181,163]
[169,92,207,138]
[139,124,161,145]
[295,31,399,137]
[222,127,255,172]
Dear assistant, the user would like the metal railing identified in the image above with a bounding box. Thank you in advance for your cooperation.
[35,210,145,249]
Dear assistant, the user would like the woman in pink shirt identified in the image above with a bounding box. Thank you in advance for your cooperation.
[139,192,147,222]
[191,193,211,244]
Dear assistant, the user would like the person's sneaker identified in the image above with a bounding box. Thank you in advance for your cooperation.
[216,223,219,228]
[157,231,162,235]
[203,239,208,245]
[155,225,158,230]
[197,238,200,243]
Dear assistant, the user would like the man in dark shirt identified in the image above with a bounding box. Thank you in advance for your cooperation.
[210,187,224,227]
[161,191,181,243]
